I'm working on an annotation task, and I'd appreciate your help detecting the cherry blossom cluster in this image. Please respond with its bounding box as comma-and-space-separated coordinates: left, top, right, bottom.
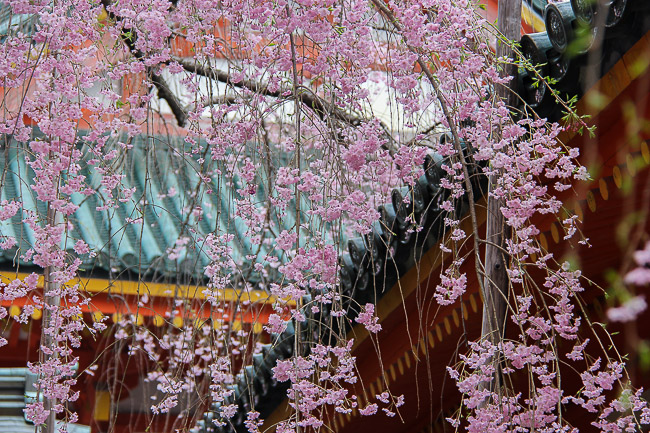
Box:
0, 0, 647, 431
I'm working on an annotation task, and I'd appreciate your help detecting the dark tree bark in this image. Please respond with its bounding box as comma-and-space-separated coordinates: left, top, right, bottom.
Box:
480, 0, 521, 393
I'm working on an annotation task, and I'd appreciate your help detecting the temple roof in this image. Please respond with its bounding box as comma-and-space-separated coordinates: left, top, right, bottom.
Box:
0, 2, 36, 40
0, 132, 323, 288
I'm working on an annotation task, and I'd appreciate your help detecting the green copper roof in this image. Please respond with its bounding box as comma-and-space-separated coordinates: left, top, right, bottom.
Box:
0, 132, 329, 288
0, 3, 37, 40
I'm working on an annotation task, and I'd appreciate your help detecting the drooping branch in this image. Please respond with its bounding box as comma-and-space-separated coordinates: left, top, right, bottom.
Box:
370, 0, 521, 391
369, 0, 486, 296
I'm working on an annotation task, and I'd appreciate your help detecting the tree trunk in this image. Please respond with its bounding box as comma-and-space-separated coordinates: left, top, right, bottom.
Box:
40, 204, 61, 433
480, 0, 521, 393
